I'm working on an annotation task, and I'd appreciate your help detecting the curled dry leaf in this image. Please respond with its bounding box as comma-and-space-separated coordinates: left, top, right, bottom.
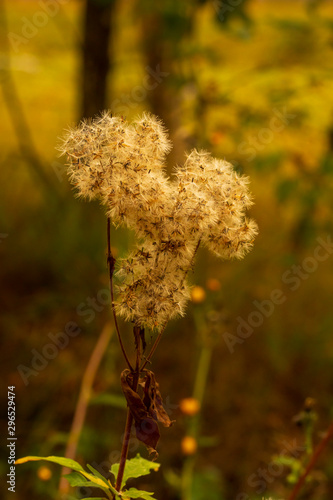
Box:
142, 370, 174, 428
120, 369, 174, 456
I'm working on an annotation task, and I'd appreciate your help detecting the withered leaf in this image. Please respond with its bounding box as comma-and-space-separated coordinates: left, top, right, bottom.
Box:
143, 371, 174, 428
120, 370, 160, 454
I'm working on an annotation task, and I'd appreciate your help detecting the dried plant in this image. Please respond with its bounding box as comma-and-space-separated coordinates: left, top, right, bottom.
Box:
60, 112, 258, 330
16, 112, 257, 500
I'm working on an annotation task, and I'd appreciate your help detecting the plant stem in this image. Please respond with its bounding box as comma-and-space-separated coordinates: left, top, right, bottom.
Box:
287, 420, 333, 500
112, 232, 203, 494
181, 313, 213, 500
115, 328, 142, 494
140, 322, 167, 371
114, 390, 137, 493
193, 345, 212, 404
181, 456, 196, 500
107, 218, 133, 372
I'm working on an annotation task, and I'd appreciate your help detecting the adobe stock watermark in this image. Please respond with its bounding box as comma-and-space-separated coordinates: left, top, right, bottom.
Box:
110, 65, 169, 116
235, 439, 305, 499
8, 0, 70, 53
224, 235, 333, 353
17, 288, 112, 385
238, 108, 296, 162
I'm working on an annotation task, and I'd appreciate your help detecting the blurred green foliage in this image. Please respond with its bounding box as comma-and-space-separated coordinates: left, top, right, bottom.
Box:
1, 0, 333, 499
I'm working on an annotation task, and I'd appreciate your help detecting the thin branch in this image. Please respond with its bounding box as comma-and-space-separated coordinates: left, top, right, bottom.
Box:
288, 420, 333, 500
140, 322, 167, 371
191, 238, 202, 269
114, 406, 135, 495
114, 328, 142, 494
107, 218, 133, 372
58, 322, 113, 495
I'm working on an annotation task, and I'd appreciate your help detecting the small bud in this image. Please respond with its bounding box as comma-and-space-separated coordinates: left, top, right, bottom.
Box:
37, 466, 52, 481
206, 278, 221, 291
179, 397, 201, 416
304, 397, 316, 412
181, 436, 198, 455
191, 286, 206, 303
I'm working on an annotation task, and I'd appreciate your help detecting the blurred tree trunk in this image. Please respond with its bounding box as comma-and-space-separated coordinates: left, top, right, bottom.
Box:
140, 7, 195, 168
81, 0, 115, 120
141, 14, 168, 130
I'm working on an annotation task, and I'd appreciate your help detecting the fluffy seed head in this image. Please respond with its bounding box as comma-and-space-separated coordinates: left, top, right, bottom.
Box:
59, 112, 258, 330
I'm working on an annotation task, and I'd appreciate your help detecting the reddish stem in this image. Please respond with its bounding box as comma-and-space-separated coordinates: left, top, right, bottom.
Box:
288, 421, 333, 500
140, 323, 166, 371
114, 373, 139, 493
115, 327, 142, 494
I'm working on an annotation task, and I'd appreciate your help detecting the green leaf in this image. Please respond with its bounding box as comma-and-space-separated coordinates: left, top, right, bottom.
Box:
15, 456, 113, 499
15, 455, 85, 472
63, 471, 112, 497
64, 471, 104, 489
110, 454, 160, 489
74, 471, 111, 495
122, 488, 156, 499
86, 464, 111, 487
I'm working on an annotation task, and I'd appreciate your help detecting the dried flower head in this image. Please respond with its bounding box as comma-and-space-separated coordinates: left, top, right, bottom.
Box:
59, 112, 258, 330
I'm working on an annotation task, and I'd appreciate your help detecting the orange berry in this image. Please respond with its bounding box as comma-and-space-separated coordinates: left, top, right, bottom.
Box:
37, 466, 52, 481
181, 436, 197, 455
191, 286, 206, 303
206, 278, 221, 291
179, 397, 201, 416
